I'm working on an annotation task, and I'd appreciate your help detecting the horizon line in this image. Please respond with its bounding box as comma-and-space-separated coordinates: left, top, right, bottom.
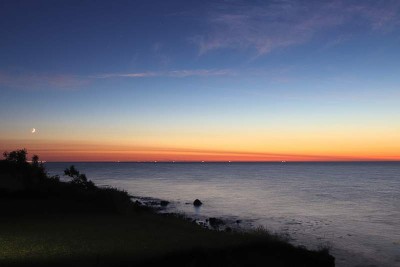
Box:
43, 160, 400, 163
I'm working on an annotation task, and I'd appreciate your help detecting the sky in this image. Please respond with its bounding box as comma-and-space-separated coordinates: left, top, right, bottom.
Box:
0, 0, 400, 162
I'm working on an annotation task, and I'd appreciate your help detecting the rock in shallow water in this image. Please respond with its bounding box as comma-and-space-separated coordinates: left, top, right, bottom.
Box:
193, 199, 202, 207
160, 200, 169, 207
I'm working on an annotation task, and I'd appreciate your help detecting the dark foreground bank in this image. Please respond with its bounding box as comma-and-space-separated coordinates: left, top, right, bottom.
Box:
0, 149, 334, 267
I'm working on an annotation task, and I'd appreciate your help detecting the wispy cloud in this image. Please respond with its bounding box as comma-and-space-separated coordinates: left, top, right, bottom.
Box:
195, 0, 400, 55
0, 69, 233, 90
0, 70, 89, 90
95, 69, 233, 79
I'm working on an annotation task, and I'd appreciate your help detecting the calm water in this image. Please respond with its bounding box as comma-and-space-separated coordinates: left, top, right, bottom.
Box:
46, 162, 400, 267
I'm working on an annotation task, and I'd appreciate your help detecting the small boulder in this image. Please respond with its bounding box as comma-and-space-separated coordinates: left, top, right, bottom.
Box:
160, 200, 169, 207
193, 199, 202, 207
209, 217, 224, 228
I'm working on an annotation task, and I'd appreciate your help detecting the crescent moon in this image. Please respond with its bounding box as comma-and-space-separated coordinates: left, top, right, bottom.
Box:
31, 128, 36, 133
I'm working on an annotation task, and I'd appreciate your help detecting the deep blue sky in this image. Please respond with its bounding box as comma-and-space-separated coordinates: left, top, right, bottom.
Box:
1, 0, 400, 161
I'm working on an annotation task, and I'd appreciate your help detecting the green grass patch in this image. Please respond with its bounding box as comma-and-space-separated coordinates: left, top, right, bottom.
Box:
0, 208, 334, 266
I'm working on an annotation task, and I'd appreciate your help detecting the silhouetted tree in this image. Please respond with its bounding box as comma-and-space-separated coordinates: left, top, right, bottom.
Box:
64, 165, 95, 190
3, 149, 27, 164
32, 154, 40, 167
30, 154, 46, 179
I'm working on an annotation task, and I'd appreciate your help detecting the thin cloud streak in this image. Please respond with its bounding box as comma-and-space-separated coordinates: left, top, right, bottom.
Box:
95, 69, 233, 79
0, 69, 233, 89
196, 0, 400, 55
0, 71, 89, 90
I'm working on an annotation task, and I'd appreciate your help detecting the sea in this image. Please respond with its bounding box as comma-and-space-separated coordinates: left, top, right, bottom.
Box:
45, 162, 400, 267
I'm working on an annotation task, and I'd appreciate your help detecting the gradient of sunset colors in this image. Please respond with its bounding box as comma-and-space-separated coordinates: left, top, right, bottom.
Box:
1, 0, 400, 161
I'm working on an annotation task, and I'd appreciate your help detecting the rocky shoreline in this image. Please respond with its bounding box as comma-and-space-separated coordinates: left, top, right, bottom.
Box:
130, 195, 258, 232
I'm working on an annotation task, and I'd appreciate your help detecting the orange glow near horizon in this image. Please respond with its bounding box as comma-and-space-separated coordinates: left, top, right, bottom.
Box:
1, 138, 399, 162
1, 107, 399, 162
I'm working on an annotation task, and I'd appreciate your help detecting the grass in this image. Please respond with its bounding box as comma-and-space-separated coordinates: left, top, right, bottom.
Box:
0, 198, 334, 267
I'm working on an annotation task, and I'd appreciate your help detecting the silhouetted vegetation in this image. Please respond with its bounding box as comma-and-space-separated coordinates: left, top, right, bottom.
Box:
0, 149, 335, 267
0, 149, 137, 214
3, 148, 29, 164
64, 165, 96, 190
